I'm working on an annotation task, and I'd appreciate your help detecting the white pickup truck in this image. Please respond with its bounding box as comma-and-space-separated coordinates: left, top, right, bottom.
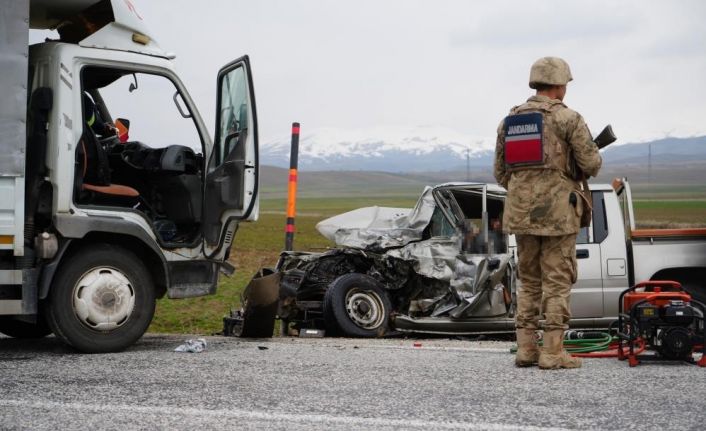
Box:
238, 179, 706, 337
0, 0, 259, 352
571, 178, 706, 324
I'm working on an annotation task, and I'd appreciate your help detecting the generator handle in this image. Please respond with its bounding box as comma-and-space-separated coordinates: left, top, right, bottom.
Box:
635, 280, 683, 292
644, 292, 691, 303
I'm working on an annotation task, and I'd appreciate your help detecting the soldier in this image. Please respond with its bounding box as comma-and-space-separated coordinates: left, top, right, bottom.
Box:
494, 57, 602, 369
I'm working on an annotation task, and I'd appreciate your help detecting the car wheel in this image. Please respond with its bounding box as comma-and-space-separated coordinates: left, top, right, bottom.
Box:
0, 314, 52, 338
45, 244, 155, 353
323, 273, 391, 337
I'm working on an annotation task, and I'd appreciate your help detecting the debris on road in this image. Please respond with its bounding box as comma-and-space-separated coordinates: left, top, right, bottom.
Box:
174, 338, 207, 353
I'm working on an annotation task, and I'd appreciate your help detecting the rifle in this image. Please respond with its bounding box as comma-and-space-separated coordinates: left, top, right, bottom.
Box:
594, 124, 617, 149
571, 124, 617, 179
574, 124, 617, 228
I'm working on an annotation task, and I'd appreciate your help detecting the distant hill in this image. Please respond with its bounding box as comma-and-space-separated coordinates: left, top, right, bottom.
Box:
259, 165, 432, 198
259, 160, 706, 200
261, 126, 706, 174
600, 136, 706, 165
258, 131, 706, 199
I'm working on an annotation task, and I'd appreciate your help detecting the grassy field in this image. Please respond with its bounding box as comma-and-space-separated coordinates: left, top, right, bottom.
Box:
633, 199, 706, 227
149, 192, 706, 335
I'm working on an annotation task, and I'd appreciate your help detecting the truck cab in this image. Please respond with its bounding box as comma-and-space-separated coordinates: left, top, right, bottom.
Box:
0, 0, 259, 352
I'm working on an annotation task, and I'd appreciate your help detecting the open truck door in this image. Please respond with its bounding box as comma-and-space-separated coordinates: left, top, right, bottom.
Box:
203, 56, 259, 252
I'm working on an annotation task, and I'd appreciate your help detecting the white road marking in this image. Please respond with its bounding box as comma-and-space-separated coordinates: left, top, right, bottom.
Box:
374, 344, 510, 353
1, 399, 569, 431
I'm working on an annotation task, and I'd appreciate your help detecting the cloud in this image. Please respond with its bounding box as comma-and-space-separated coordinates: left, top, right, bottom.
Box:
449, 2, 636, 49
31, 0, 706, 148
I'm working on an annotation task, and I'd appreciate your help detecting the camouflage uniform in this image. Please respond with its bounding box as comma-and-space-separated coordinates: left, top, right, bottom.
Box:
495, 67, 602, 368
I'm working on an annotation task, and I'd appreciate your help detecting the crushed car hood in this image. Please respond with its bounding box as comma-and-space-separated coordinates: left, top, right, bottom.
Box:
316, 186, 436, 250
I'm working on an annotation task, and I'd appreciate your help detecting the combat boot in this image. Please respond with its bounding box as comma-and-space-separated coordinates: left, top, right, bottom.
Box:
515, 328, 539, 367
538, 329, 582, 369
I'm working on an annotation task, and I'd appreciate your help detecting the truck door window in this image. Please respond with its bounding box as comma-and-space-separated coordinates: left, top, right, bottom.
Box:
576, 227, 590, 244
215, 65, 248, 167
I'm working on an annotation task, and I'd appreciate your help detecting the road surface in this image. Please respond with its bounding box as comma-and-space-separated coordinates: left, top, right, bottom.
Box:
1, 334, 704, 430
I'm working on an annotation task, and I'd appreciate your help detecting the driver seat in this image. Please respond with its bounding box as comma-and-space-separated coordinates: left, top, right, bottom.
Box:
78, 92, 139, 200
78, 132, 139, 199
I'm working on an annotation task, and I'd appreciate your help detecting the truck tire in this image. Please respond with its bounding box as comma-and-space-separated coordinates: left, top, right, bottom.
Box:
323, 273, 391, 338
45, 244, 155, 353
0, 315, 52, 339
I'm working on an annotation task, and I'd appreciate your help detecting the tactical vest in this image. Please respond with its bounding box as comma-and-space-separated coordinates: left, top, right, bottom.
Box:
503, 100, 570, 175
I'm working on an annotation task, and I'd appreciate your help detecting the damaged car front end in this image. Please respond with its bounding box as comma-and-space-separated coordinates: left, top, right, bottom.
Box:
234, 183, 518, 337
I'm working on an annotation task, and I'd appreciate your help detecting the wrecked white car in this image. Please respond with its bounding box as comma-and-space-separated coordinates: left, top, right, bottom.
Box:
233, 183, 520, 337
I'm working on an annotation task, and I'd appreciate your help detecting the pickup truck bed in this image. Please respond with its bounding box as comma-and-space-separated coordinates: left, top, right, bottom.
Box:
630, 228, 706, 303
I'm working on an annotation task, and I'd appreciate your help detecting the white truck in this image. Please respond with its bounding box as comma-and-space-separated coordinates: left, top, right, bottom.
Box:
0, 0, 259, 352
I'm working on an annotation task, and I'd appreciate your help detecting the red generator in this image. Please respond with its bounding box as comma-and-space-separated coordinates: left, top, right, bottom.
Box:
617, 280, 706, 367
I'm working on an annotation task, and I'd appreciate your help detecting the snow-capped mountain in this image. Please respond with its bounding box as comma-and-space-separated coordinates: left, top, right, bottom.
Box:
261, 126, 496, 172
260, 126, 706, 172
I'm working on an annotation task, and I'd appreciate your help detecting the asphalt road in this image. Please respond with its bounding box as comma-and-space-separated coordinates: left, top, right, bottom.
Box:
1, 334, 704, 430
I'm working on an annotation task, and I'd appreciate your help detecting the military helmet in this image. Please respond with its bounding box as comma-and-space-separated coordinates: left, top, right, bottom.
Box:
529, 57, 573, 89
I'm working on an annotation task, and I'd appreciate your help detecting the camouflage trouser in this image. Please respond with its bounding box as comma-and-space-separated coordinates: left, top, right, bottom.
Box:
515, 233, 577, 331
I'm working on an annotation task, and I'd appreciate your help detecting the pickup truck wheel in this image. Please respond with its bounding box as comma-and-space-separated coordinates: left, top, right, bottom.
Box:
323, 273, 391, 338
45, 244, 155, 353
0, 315, 52, 338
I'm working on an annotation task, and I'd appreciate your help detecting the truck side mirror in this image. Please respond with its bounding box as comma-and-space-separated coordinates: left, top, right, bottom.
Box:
128, 73, 138, 93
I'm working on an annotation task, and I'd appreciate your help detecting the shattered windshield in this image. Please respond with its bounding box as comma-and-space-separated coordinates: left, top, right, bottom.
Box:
428, 207, 455, 237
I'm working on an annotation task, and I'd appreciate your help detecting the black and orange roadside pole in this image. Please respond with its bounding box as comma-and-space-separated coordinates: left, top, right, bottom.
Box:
284, 122, 300, 251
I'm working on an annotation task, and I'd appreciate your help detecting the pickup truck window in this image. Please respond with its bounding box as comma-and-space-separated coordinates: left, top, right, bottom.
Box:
576, 191, 608, 244
617, 187, 632, 235
592, 191, 608, 243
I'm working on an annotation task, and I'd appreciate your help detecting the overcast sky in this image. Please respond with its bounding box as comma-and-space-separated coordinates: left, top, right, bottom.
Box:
37, 0, 706, 149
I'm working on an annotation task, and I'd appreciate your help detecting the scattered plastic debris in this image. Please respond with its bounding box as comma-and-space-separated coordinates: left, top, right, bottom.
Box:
174, 338, 207, 353
257, 346, 269, 350
413, 342, 422, 348
299, 328, 325, 338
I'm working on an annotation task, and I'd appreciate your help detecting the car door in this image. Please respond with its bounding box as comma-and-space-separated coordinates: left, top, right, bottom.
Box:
202, 56, 259, 250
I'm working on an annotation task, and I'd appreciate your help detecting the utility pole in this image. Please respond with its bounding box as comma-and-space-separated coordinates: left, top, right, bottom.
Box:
466, 147, 470, 182
647, 143, 652, 195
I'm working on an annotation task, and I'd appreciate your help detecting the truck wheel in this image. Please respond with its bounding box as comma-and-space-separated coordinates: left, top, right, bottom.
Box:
45, 244, 155, 353
323, 273, 391, 338
0, 315, 52, 339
